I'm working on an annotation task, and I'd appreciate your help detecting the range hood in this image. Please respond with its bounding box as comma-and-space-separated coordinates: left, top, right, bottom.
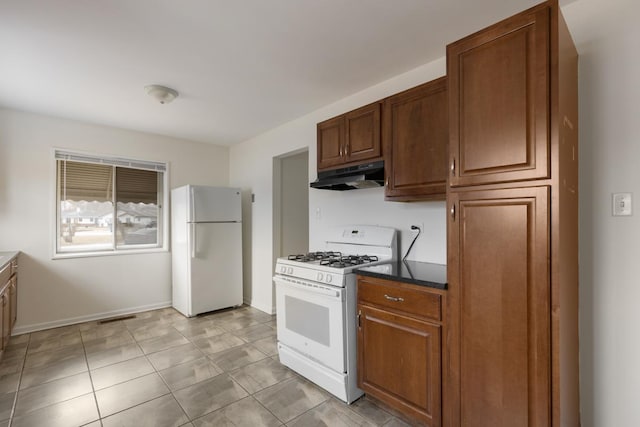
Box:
310, 161, 384, 191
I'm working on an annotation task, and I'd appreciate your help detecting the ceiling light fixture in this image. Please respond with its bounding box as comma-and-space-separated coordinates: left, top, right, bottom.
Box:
144, 84, 179, 104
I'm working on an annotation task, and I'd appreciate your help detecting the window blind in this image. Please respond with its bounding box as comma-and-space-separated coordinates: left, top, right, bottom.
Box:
116, 167, 159, 204
55, 150, 166, 204
57, 160, 113, 202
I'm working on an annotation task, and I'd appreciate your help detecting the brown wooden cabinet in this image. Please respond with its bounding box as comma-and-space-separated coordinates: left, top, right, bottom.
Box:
447, 187, 550, 426
448, 4, 550, 187
317, 102, 382, 171
317, 115, 345, 171
1, 292, 9, 349
445, 1, 579, 426
0, 255, 18, 355
357, 276, 445, 426
10, 276, 17, 330
384, 77, 448, 201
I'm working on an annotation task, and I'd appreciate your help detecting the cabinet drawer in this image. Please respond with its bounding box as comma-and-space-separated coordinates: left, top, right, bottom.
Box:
358, 277, 441, 322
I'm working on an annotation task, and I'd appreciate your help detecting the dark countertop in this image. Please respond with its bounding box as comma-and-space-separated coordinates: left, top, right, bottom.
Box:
0, 251, 19, 270
355, 260, 447, 290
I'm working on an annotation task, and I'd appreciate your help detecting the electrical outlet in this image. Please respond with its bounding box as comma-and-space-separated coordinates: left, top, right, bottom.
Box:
613, 193, 632, 216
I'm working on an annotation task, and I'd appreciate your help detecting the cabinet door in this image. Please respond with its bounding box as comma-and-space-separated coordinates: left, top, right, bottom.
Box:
384, 78, 447, 201
358, 304, 441, 426
1, 292, 9, 350
446, 186, 550, 427
344, 102, 382, 164
317, 115, 345, 171
9, 277, 16, 329
448, 5, 550, 187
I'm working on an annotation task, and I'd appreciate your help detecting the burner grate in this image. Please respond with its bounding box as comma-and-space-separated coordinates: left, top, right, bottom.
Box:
288, 251, 343, 262
319, 254, 379, 268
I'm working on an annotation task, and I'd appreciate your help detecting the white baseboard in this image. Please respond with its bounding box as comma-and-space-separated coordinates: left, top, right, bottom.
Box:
12, 301, 172, 335
244, 298, 275, 315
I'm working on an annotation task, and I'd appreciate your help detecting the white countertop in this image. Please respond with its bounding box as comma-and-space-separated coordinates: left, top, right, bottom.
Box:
0, 251, 19, 270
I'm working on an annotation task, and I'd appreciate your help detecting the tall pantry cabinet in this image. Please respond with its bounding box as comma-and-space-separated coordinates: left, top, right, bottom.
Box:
445, 1, 579, 426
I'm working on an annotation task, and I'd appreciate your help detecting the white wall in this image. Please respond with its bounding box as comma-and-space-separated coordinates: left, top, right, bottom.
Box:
229, 57, 447, 314
0, 108, 229, 333
563, 0, 640, 425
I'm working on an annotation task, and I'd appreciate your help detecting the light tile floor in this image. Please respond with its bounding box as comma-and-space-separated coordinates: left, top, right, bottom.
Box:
0, 306, 414, 427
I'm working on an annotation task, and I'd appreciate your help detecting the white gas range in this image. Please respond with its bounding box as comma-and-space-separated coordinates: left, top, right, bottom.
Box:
273, 225, 397, 403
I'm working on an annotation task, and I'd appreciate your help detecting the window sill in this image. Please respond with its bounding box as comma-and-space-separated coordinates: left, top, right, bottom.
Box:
52, 246, 168, 260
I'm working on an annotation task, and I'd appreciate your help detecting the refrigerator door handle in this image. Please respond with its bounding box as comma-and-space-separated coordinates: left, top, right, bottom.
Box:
190, 224, 197, 259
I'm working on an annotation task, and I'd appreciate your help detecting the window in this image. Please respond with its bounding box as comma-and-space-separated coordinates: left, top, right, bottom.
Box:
55, 150, 167, 257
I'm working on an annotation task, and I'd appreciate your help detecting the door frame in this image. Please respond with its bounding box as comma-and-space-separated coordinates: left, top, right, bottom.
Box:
272, 148, 309, 309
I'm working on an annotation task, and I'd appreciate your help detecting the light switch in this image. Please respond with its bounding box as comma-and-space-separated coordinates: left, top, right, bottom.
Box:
613, 193, 632, 216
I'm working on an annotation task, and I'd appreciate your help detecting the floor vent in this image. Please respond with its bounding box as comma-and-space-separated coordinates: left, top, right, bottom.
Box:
98, 314, 137, 324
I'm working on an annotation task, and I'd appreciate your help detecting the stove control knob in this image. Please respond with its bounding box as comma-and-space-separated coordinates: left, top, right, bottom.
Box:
287, 267, 293, 275
317, 273, 324, 282
326, 274, 333, 284
280, 266, 286, 273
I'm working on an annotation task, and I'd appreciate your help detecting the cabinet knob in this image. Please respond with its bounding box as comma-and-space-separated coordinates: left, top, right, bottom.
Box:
450, 204, 456, 220
450, 158, 456, 176
384, 294, 404, 302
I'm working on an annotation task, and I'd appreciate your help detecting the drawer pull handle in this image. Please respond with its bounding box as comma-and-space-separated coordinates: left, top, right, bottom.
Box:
384, 294, 404, 302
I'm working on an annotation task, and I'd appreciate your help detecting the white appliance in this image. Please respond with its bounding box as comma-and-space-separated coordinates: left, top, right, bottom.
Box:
274, 225, 397, 403
171, 185, 243, 317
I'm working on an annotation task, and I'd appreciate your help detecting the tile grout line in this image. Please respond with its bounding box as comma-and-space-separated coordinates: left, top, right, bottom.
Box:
82, 316, 188, 423
163, 312, 261, 424
156, 310, 284, 425
218, 313, 291, 425
141, 320, 196, 424
79, 324, 105, 426
6, 333, 32, 427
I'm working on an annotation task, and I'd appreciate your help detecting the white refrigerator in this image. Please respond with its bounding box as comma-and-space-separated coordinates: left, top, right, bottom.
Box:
171, 185, 243, 317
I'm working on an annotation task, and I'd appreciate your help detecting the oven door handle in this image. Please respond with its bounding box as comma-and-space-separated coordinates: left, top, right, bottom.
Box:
274, 275, 343, 299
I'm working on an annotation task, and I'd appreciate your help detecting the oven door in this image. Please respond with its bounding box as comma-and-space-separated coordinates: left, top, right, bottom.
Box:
274, 275, 346, 373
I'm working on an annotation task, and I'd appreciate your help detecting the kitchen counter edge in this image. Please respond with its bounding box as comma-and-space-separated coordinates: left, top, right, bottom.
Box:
355, 260, 447, 290
0, 252, 20, 270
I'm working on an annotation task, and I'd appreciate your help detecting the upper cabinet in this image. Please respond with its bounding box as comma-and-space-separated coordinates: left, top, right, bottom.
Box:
317, 102, 382, 171
384, 77, 448, 201
448, 6, 550, 187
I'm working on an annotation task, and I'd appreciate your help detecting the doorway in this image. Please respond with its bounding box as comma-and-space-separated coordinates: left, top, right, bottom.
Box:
272, 149, 309, 308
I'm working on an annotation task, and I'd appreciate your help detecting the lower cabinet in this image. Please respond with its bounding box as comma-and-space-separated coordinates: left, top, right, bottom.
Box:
357, 276, 445, 426
446, 187, 550, 426
0, 256, 18, 354
1, 291, 10, 349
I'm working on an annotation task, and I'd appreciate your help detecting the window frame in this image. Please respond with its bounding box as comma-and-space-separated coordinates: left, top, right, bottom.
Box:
51, 148, 170, 259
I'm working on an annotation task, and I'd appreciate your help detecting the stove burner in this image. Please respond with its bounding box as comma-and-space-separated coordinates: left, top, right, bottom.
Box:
319, 255, 379, 268
288, 251, 342, 262
287, 252, 380, 268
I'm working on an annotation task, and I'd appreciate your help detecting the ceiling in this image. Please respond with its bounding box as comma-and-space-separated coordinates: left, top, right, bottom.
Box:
0, 0, 577, 146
